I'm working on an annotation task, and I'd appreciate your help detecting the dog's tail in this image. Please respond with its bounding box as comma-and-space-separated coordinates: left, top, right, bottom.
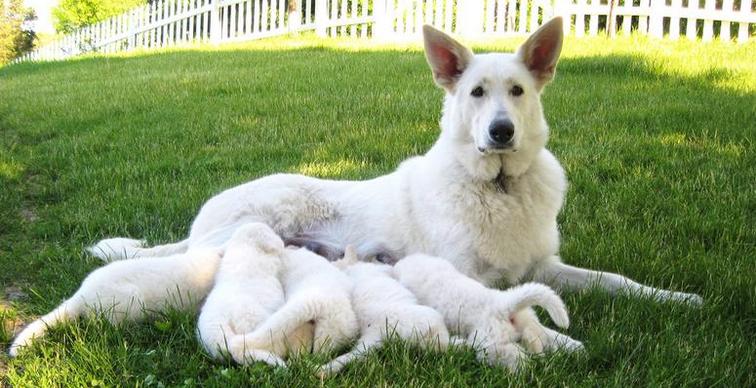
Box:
9, 298, 83, 357
86, 237, 190, 262
496, 282, 569, 328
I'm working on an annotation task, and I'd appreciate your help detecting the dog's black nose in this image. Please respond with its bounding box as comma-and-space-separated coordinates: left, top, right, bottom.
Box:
489, 119, 515, 146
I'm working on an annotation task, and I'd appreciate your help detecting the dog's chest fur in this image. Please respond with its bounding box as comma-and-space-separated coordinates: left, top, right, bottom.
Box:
409, 149, 566, 285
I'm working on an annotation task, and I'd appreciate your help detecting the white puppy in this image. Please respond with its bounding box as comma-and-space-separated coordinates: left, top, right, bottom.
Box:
320, 248, 450, 375
229, 245, 358, 359
394, 254, 582, 371
196, 222, 310, 366
9, 248, 221, 357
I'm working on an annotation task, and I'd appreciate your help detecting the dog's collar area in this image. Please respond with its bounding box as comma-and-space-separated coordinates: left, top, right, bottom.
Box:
494, 169, 511, 194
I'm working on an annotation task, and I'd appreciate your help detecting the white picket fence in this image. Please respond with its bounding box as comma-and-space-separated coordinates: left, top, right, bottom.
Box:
558, 0, 755, 43
15, 0, 756, 63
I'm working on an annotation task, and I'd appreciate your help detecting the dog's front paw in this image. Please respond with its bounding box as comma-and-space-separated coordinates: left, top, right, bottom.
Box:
676, 292, 704, 307
659, 290, 703, 307
86, 238, 145, 262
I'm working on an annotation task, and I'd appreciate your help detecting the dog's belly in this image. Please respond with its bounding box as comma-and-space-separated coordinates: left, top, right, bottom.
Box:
188, 174, 347, 245
187, 173, 405, 253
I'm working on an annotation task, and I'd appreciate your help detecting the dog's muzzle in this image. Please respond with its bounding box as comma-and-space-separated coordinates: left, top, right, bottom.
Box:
479, 118, 515, 152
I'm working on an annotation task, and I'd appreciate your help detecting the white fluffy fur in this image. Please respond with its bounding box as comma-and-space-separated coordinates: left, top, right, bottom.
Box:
9, 249, 221, 357
89, 17, 701, 317
196, 223, 309, 366
229, 246, 358, 358
320, 248, 450, 375
394, 254, 582, 371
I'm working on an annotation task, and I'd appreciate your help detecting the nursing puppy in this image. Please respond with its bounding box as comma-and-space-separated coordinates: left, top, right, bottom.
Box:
320, 247, 449, 375
394, 254, 582, 371
9, 249, 221, 357
230, 245, 358, 359
197, 222, 310, 366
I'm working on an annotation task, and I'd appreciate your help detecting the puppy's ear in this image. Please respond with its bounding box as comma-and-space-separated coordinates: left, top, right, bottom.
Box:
517, 17, 564, 90
423, 24, 474, 92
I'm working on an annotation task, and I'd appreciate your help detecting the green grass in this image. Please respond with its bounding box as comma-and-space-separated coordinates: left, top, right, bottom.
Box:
1, 33, 755, 386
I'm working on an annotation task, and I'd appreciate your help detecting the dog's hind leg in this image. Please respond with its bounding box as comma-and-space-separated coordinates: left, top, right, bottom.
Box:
87, 238, 190, 262
531, 256, 703, 306
319, 334, 382, 376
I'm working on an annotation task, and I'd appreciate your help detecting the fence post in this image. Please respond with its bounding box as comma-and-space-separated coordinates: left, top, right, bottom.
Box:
648, 0, 664, 38
289, 0, 302, 34
210, 0, 222, 44
458, 0, 483, 37
315, 0, 327, 36
737, 0, 753, 43
373, 0, 385, 37
554, 0, 571, 35
128, 9, 137, 50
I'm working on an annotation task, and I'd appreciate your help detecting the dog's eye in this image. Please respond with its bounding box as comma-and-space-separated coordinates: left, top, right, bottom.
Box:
510, 85, 524, 97
471, 86, 485, 97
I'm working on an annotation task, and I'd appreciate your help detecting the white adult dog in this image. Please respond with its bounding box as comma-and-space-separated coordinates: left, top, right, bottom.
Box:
89, 17, 701, 305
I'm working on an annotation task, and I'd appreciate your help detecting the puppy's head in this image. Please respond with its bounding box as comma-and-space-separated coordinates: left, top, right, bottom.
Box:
423, 18, 563, 162
229, 222, 285, 255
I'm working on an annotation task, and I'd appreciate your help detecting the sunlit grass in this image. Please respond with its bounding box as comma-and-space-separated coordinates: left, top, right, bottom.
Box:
1, 33, 754, 386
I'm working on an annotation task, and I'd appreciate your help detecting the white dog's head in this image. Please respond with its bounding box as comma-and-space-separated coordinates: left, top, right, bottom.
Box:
423, 18, 563, 178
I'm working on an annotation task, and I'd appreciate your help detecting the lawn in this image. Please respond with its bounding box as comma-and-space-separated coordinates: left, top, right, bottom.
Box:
0, 33, 754, 386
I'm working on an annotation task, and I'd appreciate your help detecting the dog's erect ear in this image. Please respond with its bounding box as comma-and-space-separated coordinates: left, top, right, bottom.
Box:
423, 25, 474, 92
517, 17, 564, 90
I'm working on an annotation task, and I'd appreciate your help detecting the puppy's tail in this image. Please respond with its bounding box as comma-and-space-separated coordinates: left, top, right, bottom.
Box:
319, 335, 382, 376
231, 291, 356, 356
87, 238, 190, 262
9, 298, 82, 357
497, 282, 569, 328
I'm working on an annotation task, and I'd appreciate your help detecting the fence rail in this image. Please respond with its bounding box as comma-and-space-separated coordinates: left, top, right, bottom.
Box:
15, 0, 756, 63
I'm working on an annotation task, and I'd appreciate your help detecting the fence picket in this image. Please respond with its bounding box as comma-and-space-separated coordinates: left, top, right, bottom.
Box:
638, 0, 649, 33
685, 0, 697, 40
720, 0, 732, 41
588, 0, 598, 36
738, 0, 752, 42
669, 0, 681, 39
702, 0, 715, 41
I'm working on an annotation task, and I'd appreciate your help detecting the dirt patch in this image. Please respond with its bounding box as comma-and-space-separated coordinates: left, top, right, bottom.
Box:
20, 208, 38, 223
4, 287, 27, 303
1, 302, 25, 338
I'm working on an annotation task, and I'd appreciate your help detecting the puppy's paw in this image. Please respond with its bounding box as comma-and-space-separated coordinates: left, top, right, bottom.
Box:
243, 349, 286, 367
86, 238, 145, 262
479, 343, 526, 373
552, 334, 584, 353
